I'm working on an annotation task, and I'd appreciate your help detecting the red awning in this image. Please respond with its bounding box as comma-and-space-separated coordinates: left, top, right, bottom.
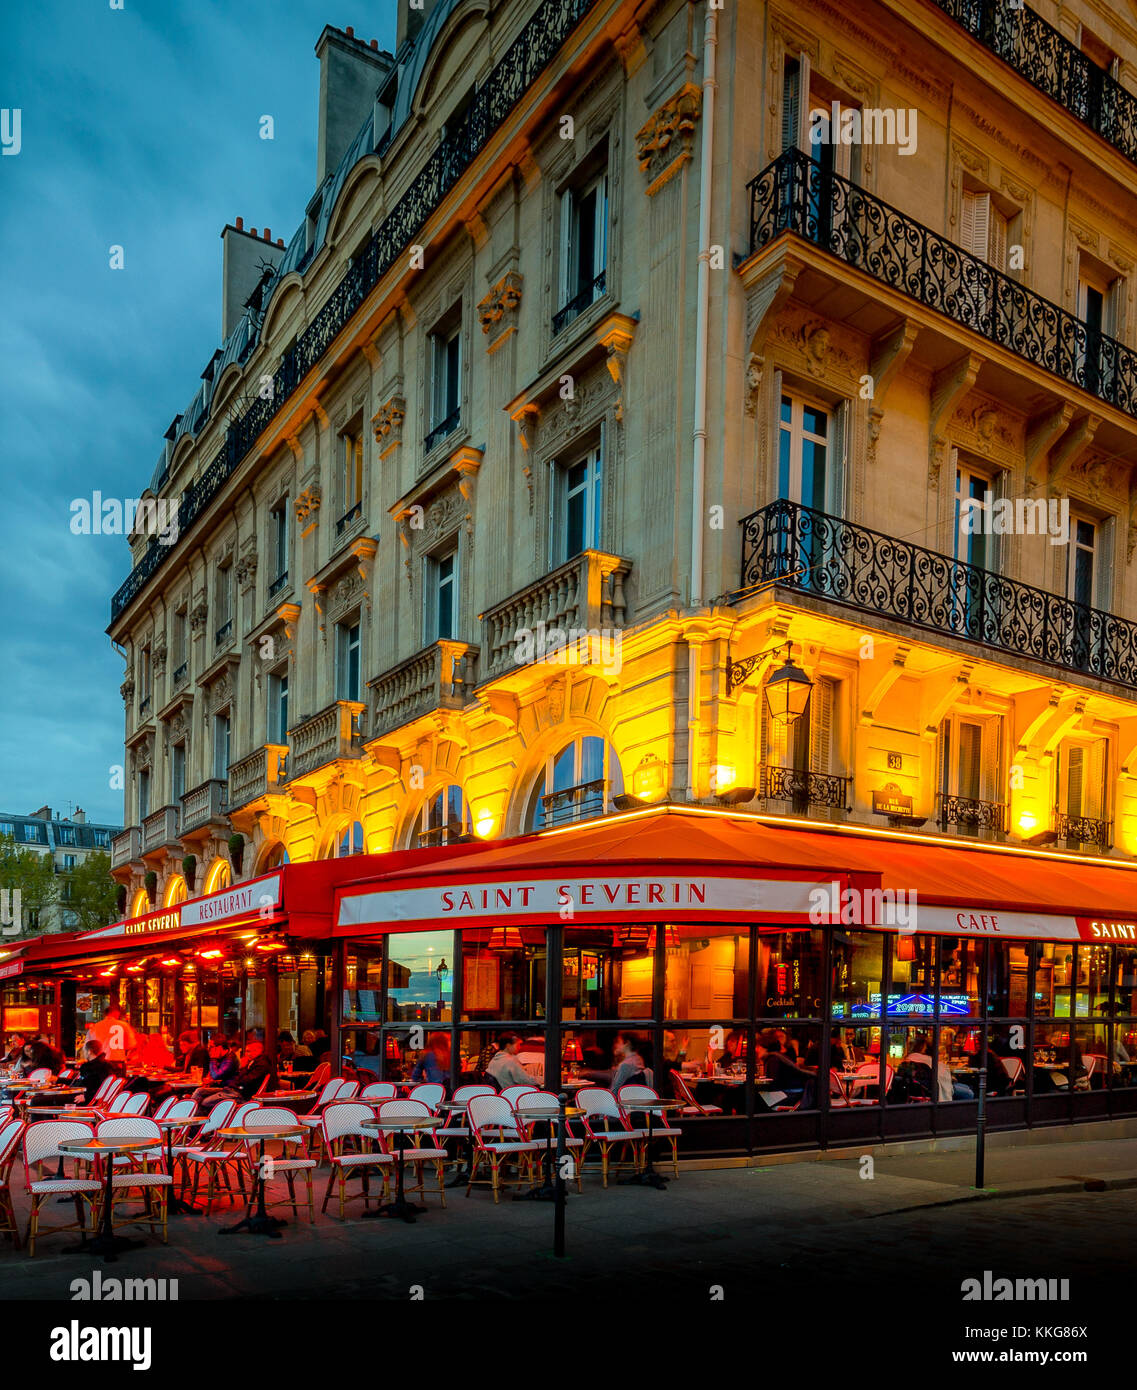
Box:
334, 806, 1137, 943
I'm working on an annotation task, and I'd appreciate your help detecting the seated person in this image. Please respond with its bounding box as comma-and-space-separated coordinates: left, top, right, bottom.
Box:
175, 1029, 209, 1073
2, 1032, 27, 1066
485, 1032, 536, 1089
610, 1032, 650, 1092
191, 1039, 273, 1109
78, 1039, 114, 1103
16, 1038, 63, 1077
32, 1034, 65, 1074
754, 1030, 816, 1110
804, 1032, 848, 1069
410, 1032, 451, 1085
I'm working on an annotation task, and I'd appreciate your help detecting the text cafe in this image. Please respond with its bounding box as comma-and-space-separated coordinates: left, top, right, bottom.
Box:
10, 864, 345, 1058
328, 804, 1137, 1157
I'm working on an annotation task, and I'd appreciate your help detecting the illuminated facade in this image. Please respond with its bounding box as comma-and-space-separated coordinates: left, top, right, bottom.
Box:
107, 0, 1137, 912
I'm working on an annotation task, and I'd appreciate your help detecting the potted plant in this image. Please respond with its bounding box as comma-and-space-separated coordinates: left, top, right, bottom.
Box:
181, 854, 197, 892
144, 869, 157, 902
115, 884, 127, 918
227, 832, 244, 875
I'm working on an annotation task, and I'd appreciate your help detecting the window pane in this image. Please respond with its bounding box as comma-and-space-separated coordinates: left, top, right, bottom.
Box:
663, 924, 748, 1021
1076, 943, 1111, 1019
385, 931, 453, 1023
755, 1025, 819, 1112
460, 929, 538, 1023
939, 1024, 982, 1098
986, 941, 1031, 1016
830, 930, 885, 1017
1074, 1022, 1110, 1091
1035, 943, 1074, 1017
934, 936, 982, 1017
756, 930, 825, 1018
1030, 1023, 1072, 1093
1115, 947, 1137, 1016
886, 933, 939, 1017
563, 928, 638, 1020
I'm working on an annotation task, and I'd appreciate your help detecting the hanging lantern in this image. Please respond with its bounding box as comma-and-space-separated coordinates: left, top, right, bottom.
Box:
616, 923, 650, 947
648, 926, 680, 949
764, 643, 813, 728
488, 926, 524, 951
385, 1035, 401, 1060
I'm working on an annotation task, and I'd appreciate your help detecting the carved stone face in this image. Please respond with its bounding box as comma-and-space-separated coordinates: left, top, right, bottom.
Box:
977, 410, 997, 440
805, 327, 831, 364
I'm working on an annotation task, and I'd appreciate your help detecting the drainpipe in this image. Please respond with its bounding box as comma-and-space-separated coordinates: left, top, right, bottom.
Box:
689, 0, 718, 609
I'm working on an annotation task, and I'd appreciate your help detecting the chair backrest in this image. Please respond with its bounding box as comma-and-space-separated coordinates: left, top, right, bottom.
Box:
157, 1097, 197, 1124
575, 1087, 623, 1120
0, 1117, 25, 1172
27, 1068, 53, 1083
152, 1095, 179, 1121
312, 1079, 342, 1108
242, 1106, 304, 1151
452, 1084, 496, 1105
253, 1072, 272, 1097
1084, 1054, 1108, 1078
670, 1071, 699, 1107
117, 1092, 150, 1116
97, 1116, 161, 1143
334, 1079, 360, 1100
320, 1100, 376, 1146
408, 1082, 444, 1111
230, 1101, 258, 1129
378, 1098, 432, 1122
499, 1084, 538, 1107
199, 1098, 237, 1139
360, 1082, 397, 1100
24, 1119, 94, 1171
94, 1076, 125, 1108
856, 1062, 879, 1075
617, 1083, 661, 1109
467, 1094, 523, 1141
512, 1090, 560, 1120
1002, 1055, 1025, 1083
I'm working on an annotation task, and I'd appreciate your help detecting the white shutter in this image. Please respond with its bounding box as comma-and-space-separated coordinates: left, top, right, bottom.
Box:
560, 190, 574, 302
809, 677, 833, 773
1085, 740, 1106, 821
1096, 517, 1113, 610
548, 457, 560, 567
960, 190, 991, 258
989, 209, 1007, 272
1066, 745, 1084, 818
826, 400, 848, 517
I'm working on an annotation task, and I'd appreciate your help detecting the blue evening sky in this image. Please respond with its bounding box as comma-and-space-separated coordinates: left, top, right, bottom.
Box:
0, 1, 398, 826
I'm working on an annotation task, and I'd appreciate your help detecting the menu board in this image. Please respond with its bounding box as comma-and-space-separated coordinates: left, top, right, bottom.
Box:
464, 954, 500, 1012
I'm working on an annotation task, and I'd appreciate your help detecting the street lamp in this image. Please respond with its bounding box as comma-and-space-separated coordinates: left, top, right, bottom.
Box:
763, 642, 813, 728
435, 957, 448, 1010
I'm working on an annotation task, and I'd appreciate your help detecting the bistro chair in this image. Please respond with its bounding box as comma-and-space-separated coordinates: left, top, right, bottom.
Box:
109, 1092, 151, 1117
828, 1070, 851, 1108
0, 1117, 25, 1248
335, 1079, 361, 1100
670, 1070, 722, 1116
320, 1100, 393, 1220
377, 1099, 448, 1207
407, 1082, 445, 1112
297, 1079, 356, 1158
513, 1090, 585, 1192
574, 1088, 646, 1188
499, 1084, 539, 1108
846, 1063, 894, 1105
96, 1117, 171, 1243
360, 1082, 397, 1102
21, 1119, 101, 1256
90, 1075, 124, 1111
26, 1068, 54, 1084
1001, 1056, 1026, 1091
618, 1083, 682, 1178
237, 1105, 317, 1222
282, 1061, 330, 1100
465, 1094, 540, 1203
182, 1100, 257, 1215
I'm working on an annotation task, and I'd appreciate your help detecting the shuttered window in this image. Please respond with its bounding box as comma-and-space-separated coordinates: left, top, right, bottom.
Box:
762, 676, 834, 772
960, 189, 1008, 271
1062, 740, 1107, 820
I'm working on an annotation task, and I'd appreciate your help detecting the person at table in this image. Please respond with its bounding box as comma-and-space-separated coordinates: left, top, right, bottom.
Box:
754, 1030, 816, 1111
804, 1032, 847, 1069
77, 1039, 114, 1103
174, 1029, 209, 1073
2, 1032, 27, 1066
472, 1037, 499, 1082
15, 1037, 62, 1077
774, 1028, 798, 1063
411, 1031, 451, 1085
610, 1032, 650, 1091
307, 1029, 332, 1062
32, 1034, 66, 1074
192, 1038, 273, 1109
485, 1032, 535, 1089
86, 1005, 139, 1074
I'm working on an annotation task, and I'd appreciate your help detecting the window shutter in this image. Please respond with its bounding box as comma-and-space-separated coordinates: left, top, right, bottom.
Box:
548, 457, 560, 568
989, 209, 1008, 273
560, 191, 574, 303
1096, 517, 1114, 610
960, 190, 991, 259
1085, 740, 1106, 820
782, 61, 801, 153
958, 721, 982, 801
809, 677, 833, 773
796, 55, 812, 155
1066, 745, 1084, 818
826, 400, 848, 517
939, 720, 952, 797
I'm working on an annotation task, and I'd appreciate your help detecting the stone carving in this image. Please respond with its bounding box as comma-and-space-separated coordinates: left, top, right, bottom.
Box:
328, 569, 364, 622
151, 635, 167, 676
635, 83, 701, 194
477, 273, 523, 340
371, 396, 406, 452
770, 311, 860, 381
210, 671, 234, 713
188, 600, 208, 636
744, 354, 763, 417
236, 551, 258, 591
120, 676, 135, 705
294, 485, 322, 524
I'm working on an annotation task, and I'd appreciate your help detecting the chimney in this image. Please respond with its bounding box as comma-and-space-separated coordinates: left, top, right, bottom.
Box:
73, 809, 86, 824
220, 220, 287, 340
315, 25, 394, 184
30, 806, 51, 821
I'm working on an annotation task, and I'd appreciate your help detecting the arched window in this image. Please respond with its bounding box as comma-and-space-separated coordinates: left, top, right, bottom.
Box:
528, 736, 623, 830
203, 858, 231, 894
323, 821, 364, 859
129, 887, 150, 918
163, 875, 187, 907
259, 842, 290, 871
414, 785, 468, 847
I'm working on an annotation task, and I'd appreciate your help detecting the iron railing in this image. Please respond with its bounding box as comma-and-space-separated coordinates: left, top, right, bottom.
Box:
268, 572, 289, 597
110, 0, 601, 624
552, 269, 607, 335
540, 778, 607, 828
739, 498, 1137, 689
937, 793, 1007, 835
1056, 810, 1112, 850
335, 502, 363, 536
761, 764, 851, 811
747, 148, 1137, 418
424, 409, 461, 454
931, 0, 1137, 165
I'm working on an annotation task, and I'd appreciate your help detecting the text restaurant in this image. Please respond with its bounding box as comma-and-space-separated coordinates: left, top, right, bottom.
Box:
331, 805, 1137, 1156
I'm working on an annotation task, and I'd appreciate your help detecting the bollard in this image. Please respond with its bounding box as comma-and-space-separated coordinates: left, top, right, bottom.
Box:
974, 1065, 987, 1189
554, 1091, 567, 1258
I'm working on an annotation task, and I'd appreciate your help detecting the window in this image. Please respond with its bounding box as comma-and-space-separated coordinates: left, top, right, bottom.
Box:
171, 743, 186, 803
1067, 515, 1097, 608
172, 609, 187, 671
428, 317, 461, 443
92, 828, 110, 847
212, 713, 230, 782
556, 169, 608, 332
777, 392, 845, 515
270, 501, 289, 590
1063, 514, 1109, 671
554, 446, 603, 564
761, 674, 839, 812
0, 822, 12, 838
1056, 738, 1110, 848
425, 548, 457, 643
416, 785, 468, 847
57, 825, 76, 846
139, 645, 152, 705
215, 564, 233, 645
530, 736, 624, 830
336, 620, 361, 702
782, 55, 809, 153
269, 669, 289, 744
138, 769, 150, 821
959, 189, 1009, 271
334, 821, 364, 858
939, 714, 1004, 834
338, 427, 363, 527
1077, 258, 1120, 395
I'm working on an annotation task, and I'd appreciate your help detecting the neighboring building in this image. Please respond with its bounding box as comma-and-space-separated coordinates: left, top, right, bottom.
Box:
0, 806, 121, 932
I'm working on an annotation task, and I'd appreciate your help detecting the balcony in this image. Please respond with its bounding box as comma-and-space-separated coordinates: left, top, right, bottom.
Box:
541, 778, 608, 828
228, 744, 289, 811
288, 701, 366, 780
180, 778, 229, 836
141, 805, 180, 856
109, 0, 602, 625
1056, 811, 1112, 852
172, 661, 188, 689
335, 502, 362, 537
110, 827, 140, 870
552, 269, 607, 336
760, 764, 852, 814
937, 793, 1007, 837
268, 571, 289, 598
747, 149, 1137, 419
930, 0, 1137, 166
480, 550, 631, 684
369, 641, 479, 740
215, 619, 233, 648
739, 499, 1137, 690
424, 410, 460, 455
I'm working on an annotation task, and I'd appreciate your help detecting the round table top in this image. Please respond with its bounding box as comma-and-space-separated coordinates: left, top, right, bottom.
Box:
218, 1125, 305, 1139
361, 1115, 443, 1132
618, 1098, 682, 1111
58, 1136, 155, 1154
516, 1103, 584, 1118
154, 1115, 205, 1130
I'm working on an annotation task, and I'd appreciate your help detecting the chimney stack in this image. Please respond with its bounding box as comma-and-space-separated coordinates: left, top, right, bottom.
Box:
220, 219, 287, 340
315, 25, 394, 184
73, 808, 86, 824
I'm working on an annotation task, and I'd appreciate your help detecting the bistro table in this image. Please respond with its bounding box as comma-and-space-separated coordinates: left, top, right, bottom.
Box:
514, 1101, 583, 1201
154, 1114, 206, 1215
57, 1134, 156, 1261
217, 1123, 306, 1238
360, 1114, 444, 1223
617, 1098, 681, 1190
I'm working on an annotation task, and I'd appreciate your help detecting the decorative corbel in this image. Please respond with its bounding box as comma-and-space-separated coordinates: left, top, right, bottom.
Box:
866, 321, 918, 465
928, 352, 982, 489
1049, 414, 1101, 492
1025, 403, 1075, 493
740, 254, 805, 358
510, 403, 539, 513
597, 314, 637, 422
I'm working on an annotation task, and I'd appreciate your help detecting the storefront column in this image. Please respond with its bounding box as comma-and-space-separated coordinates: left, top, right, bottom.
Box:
449, 930, 463, 1093
545, 924, 563, 1094
265, 959, 279, 1060
329, 940, 344, 1078
818, 927, 834, 1145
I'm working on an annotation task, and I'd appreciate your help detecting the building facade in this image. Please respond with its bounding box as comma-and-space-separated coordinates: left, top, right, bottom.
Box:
95, 0, 1137, 1149
0, 806, 120, 932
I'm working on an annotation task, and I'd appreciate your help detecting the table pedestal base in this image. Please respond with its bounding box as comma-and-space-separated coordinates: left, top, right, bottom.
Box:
364, 1198, 427, 1223
220, 1212, 287, 1237
67, 1232, 145, 1261
619, 1170, 669, 1189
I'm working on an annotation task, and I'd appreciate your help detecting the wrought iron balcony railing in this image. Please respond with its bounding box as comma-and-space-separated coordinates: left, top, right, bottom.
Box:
417, 821, 468, 849
172, 661, 188, 687
109, 0, 601, 625
268, 571, 289, 597
739, 498, 1137, 690
760, 764, 851, 812
335, 502, 362, 536
215, 619, 233, 647
931, 0, 1137, 166
1055, 810, 1112, 851
552, 269, 607, 336
937, 793, 1007, 836
747, 149, 1137, 418
541, 778, 608, 829
424, 410, 461, 455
